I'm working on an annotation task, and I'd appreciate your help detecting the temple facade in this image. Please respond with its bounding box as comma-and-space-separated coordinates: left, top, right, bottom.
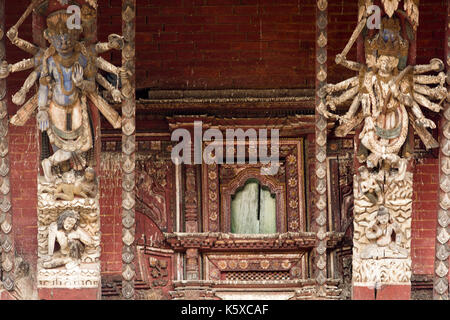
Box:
0, 0, 448, 300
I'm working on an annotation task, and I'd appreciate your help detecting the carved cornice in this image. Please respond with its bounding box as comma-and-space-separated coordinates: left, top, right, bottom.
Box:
163, 232, 344, 252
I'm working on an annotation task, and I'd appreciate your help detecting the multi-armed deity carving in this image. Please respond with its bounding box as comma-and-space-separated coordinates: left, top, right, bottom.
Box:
319, 0, 447, 286
0, 0, 128, 289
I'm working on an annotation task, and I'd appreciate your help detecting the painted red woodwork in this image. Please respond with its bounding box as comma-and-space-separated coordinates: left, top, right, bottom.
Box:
353, 285, 411, 300
38, 288, 101, 300
352, 286, 375, 300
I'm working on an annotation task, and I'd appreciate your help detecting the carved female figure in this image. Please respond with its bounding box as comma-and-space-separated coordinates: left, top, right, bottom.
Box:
43, 209, 93, 269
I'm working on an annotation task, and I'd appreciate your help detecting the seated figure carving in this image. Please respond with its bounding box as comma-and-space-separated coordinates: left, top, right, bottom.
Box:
361, 206, 408, 259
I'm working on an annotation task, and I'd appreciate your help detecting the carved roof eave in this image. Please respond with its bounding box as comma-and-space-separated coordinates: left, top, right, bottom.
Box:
163, 232, 344, 252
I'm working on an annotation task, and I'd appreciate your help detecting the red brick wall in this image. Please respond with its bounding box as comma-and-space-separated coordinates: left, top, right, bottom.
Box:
411, 158, 439, 275
6, 0, 38, 266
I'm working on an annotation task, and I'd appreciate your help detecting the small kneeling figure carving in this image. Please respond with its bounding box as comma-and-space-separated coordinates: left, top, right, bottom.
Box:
43, 209, 93, 269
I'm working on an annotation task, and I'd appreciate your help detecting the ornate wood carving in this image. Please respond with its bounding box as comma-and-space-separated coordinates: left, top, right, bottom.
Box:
434, 4, 450, 300
315, 0, 328, 297
202, 139, 305, 233
184, 165, 199, 233
0, 0, 14, 292
203, 163, 220, 232
121, 0, 136, 300
136, 151, 175, 233
320, 1, 447, 292
204, 253, 305, 281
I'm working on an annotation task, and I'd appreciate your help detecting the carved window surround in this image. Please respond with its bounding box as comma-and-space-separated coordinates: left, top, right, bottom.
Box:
202, 139, 306, 233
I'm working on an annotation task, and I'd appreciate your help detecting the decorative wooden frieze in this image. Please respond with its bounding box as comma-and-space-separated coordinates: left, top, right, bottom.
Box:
434, 5, 450, 300
0, 0, 14, 292
122, 0, 136, 300
315, 0, 328, 298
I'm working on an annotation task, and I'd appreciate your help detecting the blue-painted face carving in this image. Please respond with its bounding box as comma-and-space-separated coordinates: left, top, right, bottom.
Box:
382, 30, 396, 43
50, 33, 74, 56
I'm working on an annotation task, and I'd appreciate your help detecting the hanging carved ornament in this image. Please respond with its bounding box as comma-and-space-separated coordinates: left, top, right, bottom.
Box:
0, 197, 11, 212
317, 242, 327, 255
123, 192, 135, 210
122, 265, 135, 281
2, 254, 13, 272
2, 275, 14, 291
436, 245, 449, 261
316, 197, 326, 210
122, 118, 135, 136
0, 120, 8, 137
316, 166, 326, 179
317, 51, 327, 65
317, 0, 328, 12
317, 68, 327, 82
317, 256, 326, 270
316, 179, 326, 195
122, 102, 135, 118
437, 228, 450, 245
2, 237, 12, 252
0, 85, 5, 101
123, 156, 135, 174
440, 175, 450, 193
0, 218, 11, 234
438, 210, 449, 228
317, 15, 327, 29
316, 214, 326, 226
0, 100, 6, 114
0, 176, 10, 195
434, 278, 448, 295
441, 158, 450, 175
316, 271, 327, 285
443, 122, 450, 139
122, 250, 134, 264
122, 174, 135, 192
440, 192, 450, 210
122, 6, 135, 23
436, 261, 449, 278
317, 32, 327, 48
122, 137, 136, 155
317, 229, 326, 241
122, 214, 135, 229
0, 139, 8, 157
122, 282, 134, 299
316, 150, 326, 163
316, 130, 327, 147
122, 229, 134, 246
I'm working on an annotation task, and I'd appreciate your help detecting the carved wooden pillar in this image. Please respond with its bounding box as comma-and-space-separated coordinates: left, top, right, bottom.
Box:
315, 0, 328, 298
184, 164, 200, 280
434, 3, 450, 300
121, 0, 136, 300
184, 165, 199, 233
0, 0, 14, 292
